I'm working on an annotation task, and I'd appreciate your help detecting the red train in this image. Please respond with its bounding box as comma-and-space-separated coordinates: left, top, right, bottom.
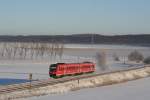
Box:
49, 62, 95, 78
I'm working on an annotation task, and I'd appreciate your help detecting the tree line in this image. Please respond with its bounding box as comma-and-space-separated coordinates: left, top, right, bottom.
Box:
0, 42, 64, 60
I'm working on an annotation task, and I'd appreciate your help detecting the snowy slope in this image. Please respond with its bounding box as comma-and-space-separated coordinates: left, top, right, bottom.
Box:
27, 77, 150, 100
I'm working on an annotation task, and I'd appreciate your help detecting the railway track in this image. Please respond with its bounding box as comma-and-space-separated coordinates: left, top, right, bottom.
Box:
0, 65, 148, 94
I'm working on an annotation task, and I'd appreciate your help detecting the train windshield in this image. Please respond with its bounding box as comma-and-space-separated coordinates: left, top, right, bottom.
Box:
50, 64, 57, 72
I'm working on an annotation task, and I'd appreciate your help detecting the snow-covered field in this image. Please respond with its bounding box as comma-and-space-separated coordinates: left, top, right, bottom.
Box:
64, 44, 150, 57
0, 62, 50, 80
27, 77, 150, 100
0, 44, 149, 84
0, 44, 150, 99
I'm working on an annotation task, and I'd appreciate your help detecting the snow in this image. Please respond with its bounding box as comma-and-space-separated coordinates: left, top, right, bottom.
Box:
64, 44, 150, 50
27, 77, 150, 100
0, 44, 149, 83
0, 62, 49, 80
0, 44, 150, 99
1, 67, 149, 100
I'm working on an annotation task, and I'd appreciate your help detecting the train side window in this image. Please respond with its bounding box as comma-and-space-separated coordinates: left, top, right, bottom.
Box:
66, 67, 68, 70
68, 66, 70, 70
63, 66, 65, 71
60, 66, 64, 71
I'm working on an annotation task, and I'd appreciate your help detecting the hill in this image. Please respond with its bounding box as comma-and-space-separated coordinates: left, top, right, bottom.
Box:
0, 34, 150, 46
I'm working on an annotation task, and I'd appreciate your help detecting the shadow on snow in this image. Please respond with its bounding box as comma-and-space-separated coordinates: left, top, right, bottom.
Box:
0, 78, 31, 85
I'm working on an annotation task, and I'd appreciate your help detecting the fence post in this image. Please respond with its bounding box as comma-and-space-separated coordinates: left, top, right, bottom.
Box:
29, 73, 32, 89
78, 79, 79, 84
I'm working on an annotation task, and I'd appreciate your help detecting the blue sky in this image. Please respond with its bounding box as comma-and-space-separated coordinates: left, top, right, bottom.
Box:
0, 0, 150, 35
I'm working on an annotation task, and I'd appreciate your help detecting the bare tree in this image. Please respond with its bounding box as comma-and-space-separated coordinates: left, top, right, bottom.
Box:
23, 47, 28, 59
12, 47, 18, 59
144, 56, 150, 64
0, 42, 6, 58
128, 50, 144, 62
0, 42, 64, 61
112, 53, 120, 61
58, 43, 64, 59
39, 43, 46, 59
30, 43, 35, 59
18, 47, 24, 59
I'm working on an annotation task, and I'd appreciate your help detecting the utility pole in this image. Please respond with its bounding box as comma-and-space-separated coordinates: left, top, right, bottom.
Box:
91, 33, 95, 63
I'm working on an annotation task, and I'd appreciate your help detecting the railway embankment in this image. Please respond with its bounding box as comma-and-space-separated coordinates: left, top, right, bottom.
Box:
1, 65, 150, 100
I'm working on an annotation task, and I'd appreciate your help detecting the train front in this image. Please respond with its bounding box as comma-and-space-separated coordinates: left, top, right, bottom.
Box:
49, 64, 57, 78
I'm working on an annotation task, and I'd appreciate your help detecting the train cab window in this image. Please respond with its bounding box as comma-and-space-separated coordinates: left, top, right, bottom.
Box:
50, 64, 57, 72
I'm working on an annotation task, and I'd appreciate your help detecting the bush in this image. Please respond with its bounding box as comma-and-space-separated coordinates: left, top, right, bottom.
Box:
128, 50, 144, 62
112, 53, 120, 61
144, 57, 150, 64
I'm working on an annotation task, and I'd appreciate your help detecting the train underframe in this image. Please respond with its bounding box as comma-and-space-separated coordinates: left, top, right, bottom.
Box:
50, 71, 94, 78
